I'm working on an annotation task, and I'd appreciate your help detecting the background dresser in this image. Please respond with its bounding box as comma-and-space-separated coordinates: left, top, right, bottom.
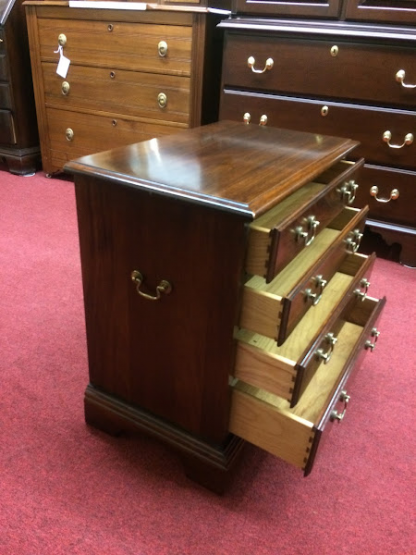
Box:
0, 0, 39, 174
219, 0, 416, 266
25, 0, 229, 175
66, 122, 385, 492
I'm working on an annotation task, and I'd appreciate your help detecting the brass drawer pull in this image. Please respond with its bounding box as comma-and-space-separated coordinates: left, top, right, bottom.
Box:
315, 332, 338, 364
304, 275, 327, 306
395, 69, 416, 89
259, 115, 268, 126
339, 179, 359, 205
242, 113, 268, 126
330, 390, 350, 422
365, 328, 380, 352
107, 24, 114, 32
354, 278, 370, 301
61, 81, 70, 95
383, 130, 414, 149
247, 56, 274, 74
243, 113, 251, 124
370, 185, 399, 203
158, 40, 168, 57
65, 128, 74, 141
158, 92, 167, 108
345, 228, 363, 253
131, 270, 172, 301
292, 215, 320, 247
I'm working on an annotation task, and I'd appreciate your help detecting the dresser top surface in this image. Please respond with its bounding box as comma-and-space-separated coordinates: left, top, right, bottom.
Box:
65, 121, 358, 218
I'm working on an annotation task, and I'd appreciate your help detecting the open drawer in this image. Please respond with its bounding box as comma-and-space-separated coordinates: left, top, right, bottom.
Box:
245, 158, 364, 282
240, 205, 369, 345
230, 295, 386, 475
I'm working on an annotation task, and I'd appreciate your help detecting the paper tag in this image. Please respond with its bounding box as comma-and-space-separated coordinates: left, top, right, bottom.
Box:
56, 54, 71, 78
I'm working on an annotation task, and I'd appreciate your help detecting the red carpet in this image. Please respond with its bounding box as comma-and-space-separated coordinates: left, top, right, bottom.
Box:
1, 167, 415, 555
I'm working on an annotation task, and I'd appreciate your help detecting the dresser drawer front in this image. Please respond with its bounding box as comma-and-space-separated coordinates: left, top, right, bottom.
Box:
0, 82, 12, 110
221, 90, 416, 171
0, 52, 9, 80
222, 34, 416, 109
235, 248, 375, 405
230, 295, 385, 472
241, 205, 369, 346
354, 164, 416, 228
42, 63, 191, 125
45, 107, 179, 168
38, 18, 193, 76
245, 159, 364, 282
0, 109, 16, 144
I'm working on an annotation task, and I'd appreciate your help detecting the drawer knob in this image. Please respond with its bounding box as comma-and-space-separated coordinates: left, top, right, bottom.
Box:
321, 105, 329, 117
65, 128, 74, 141
108, 24, 114, 32
330, 390, 350, 422
383, 130, 414, 149
315, 332, 338, 364
259, 115, 268, 126
354, 278, 370, 301
339, 179, 359, 205
370, 185, 400, 203
330, 45, 339, 57
158, 92, 167, 109
243, 113, 251, 124
131, 270, 172, 301
158, 41, 168, 57
345, 228, 363, 253
61, 81, 70, 95
58, 33, 67, 47
247, 56, 274, 74
365, 328, 380, 352
395, 69, 416, 89
304, 275, 327, 306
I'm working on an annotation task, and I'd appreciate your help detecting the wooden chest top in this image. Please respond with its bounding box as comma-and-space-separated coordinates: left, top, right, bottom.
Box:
65, 120, 358, 218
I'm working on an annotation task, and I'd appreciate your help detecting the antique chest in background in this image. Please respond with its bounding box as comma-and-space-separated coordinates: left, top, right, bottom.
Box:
66, 121, 385, 492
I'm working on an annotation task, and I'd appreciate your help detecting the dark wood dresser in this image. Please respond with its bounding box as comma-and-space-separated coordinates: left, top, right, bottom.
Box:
25, 0, 230, 176
219, 0, 416, 266
66, 121, 385, 492
0, 0, 39, 174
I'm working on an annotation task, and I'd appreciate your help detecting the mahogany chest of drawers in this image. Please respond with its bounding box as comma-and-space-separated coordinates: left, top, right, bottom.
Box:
66, 121, 385, 492
219, 1, 416, 266
0, 0, 39, 174
25, 0, 228, 175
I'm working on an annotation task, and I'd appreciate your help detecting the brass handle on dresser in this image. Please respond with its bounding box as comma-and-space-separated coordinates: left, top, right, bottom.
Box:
304, 275, 327, 306
330, 390, 350, 422
158, 41, 168, 57
65, 128, 74, 141
383, 130, 414, 149
61, 81, 70, 95
395, 69, 416, 89
364, 328, 380, 352
345, 228, 363, 253
370, 186, 400, 203
131, 270, 172, 301
354, 278, 370, 301
339, 179, 359, 205
158, 92, 167, 109
247, 56, 274, 74
242, 113, 268, 126
315, 332, 338, 364
58, 33, 67, 47
292, 215, 320, 247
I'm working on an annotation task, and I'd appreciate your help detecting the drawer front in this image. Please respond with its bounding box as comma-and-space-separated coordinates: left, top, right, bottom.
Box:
0, 82, 12, 109
230, 295, 385, 473
45, 107, 180, 169
241, 205, 369, 346
42, 63, 191, 125
354, 164, 416, 228
222, 33, 416, 109
0, 109, 16, 144
220, 89, 416, 171
0, 53, 9, 80
232, 0, 342, 18
38, 18, 193, 76
245, 159, 365, 282
235, 250, 376, 406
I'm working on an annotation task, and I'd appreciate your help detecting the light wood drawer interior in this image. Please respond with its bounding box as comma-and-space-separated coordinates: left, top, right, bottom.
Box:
230, 296, 385, 472
42, 63, 191, 124
241, 205, 368, 345
38, 18, 193, 75
235, 249, 375, 405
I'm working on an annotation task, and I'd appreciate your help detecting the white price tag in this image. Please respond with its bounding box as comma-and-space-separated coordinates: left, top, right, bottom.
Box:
56, 54, 71, 78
